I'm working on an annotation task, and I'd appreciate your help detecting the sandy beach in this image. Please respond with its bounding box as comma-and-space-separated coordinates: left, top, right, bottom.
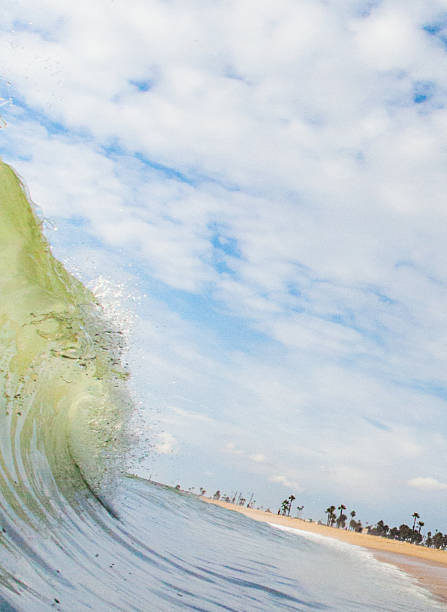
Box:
202, 498, 447, 605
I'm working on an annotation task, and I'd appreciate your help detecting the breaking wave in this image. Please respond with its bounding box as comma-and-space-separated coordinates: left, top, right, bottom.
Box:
0, 160, 442, 612
0, 160, 131, 595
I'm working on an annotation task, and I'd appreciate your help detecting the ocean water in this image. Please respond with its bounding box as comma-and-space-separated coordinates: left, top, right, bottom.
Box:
0, 159, 444, 611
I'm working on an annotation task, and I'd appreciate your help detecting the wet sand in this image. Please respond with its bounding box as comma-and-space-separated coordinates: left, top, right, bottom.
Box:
202, 498, 447, 605
373, 550, 447, 604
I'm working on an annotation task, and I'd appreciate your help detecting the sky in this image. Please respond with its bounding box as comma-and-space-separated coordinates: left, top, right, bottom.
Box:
2, 0, 447, 530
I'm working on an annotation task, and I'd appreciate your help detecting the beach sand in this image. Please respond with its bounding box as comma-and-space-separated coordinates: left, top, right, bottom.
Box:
202, 498, 447, 605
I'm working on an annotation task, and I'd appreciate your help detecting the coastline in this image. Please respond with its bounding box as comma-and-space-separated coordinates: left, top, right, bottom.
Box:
202, 498, 447, 605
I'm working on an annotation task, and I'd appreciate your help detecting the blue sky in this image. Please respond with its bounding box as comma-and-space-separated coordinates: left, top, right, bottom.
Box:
2, 0, 447, 529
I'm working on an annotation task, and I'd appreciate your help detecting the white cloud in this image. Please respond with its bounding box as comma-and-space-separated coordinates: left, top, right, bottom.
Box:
269, 475, 302, 491
154, 432, 178, 455
408, 477, 447, 492
249, 454, 266, 463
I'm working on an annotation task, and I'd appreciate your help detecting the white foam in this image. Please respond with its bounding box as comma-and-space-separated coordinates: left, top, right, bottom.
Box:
268, 522, 366, 552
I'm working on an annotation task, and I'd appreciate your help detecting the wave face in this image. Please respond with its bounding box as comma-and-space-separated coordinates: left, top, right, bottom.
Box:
0, 161, 443, 611
0, 161, 131, 600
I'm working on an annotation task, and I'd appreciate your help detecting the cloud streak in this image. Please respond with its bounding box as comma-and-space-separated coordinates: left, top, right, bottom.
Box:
408, 477, 447, 492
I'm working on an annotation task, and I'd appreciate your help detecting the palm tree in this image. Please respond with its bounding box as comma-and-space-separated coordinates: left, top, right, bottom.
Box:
418, 521, 424, 535
325, 506, 336, 526
412, 512, 420, 532
288, 495, 296, 516
337, 505, 346, 528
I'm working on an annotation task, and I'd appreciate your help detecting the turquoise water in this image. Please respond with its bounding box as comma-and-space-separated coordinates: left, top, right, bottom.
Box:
0, 161, 444, 611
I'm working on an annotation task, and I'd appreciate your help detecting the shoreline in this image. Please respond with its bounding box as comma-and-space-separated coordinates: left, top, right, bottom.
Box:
202, 498, 447, 605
